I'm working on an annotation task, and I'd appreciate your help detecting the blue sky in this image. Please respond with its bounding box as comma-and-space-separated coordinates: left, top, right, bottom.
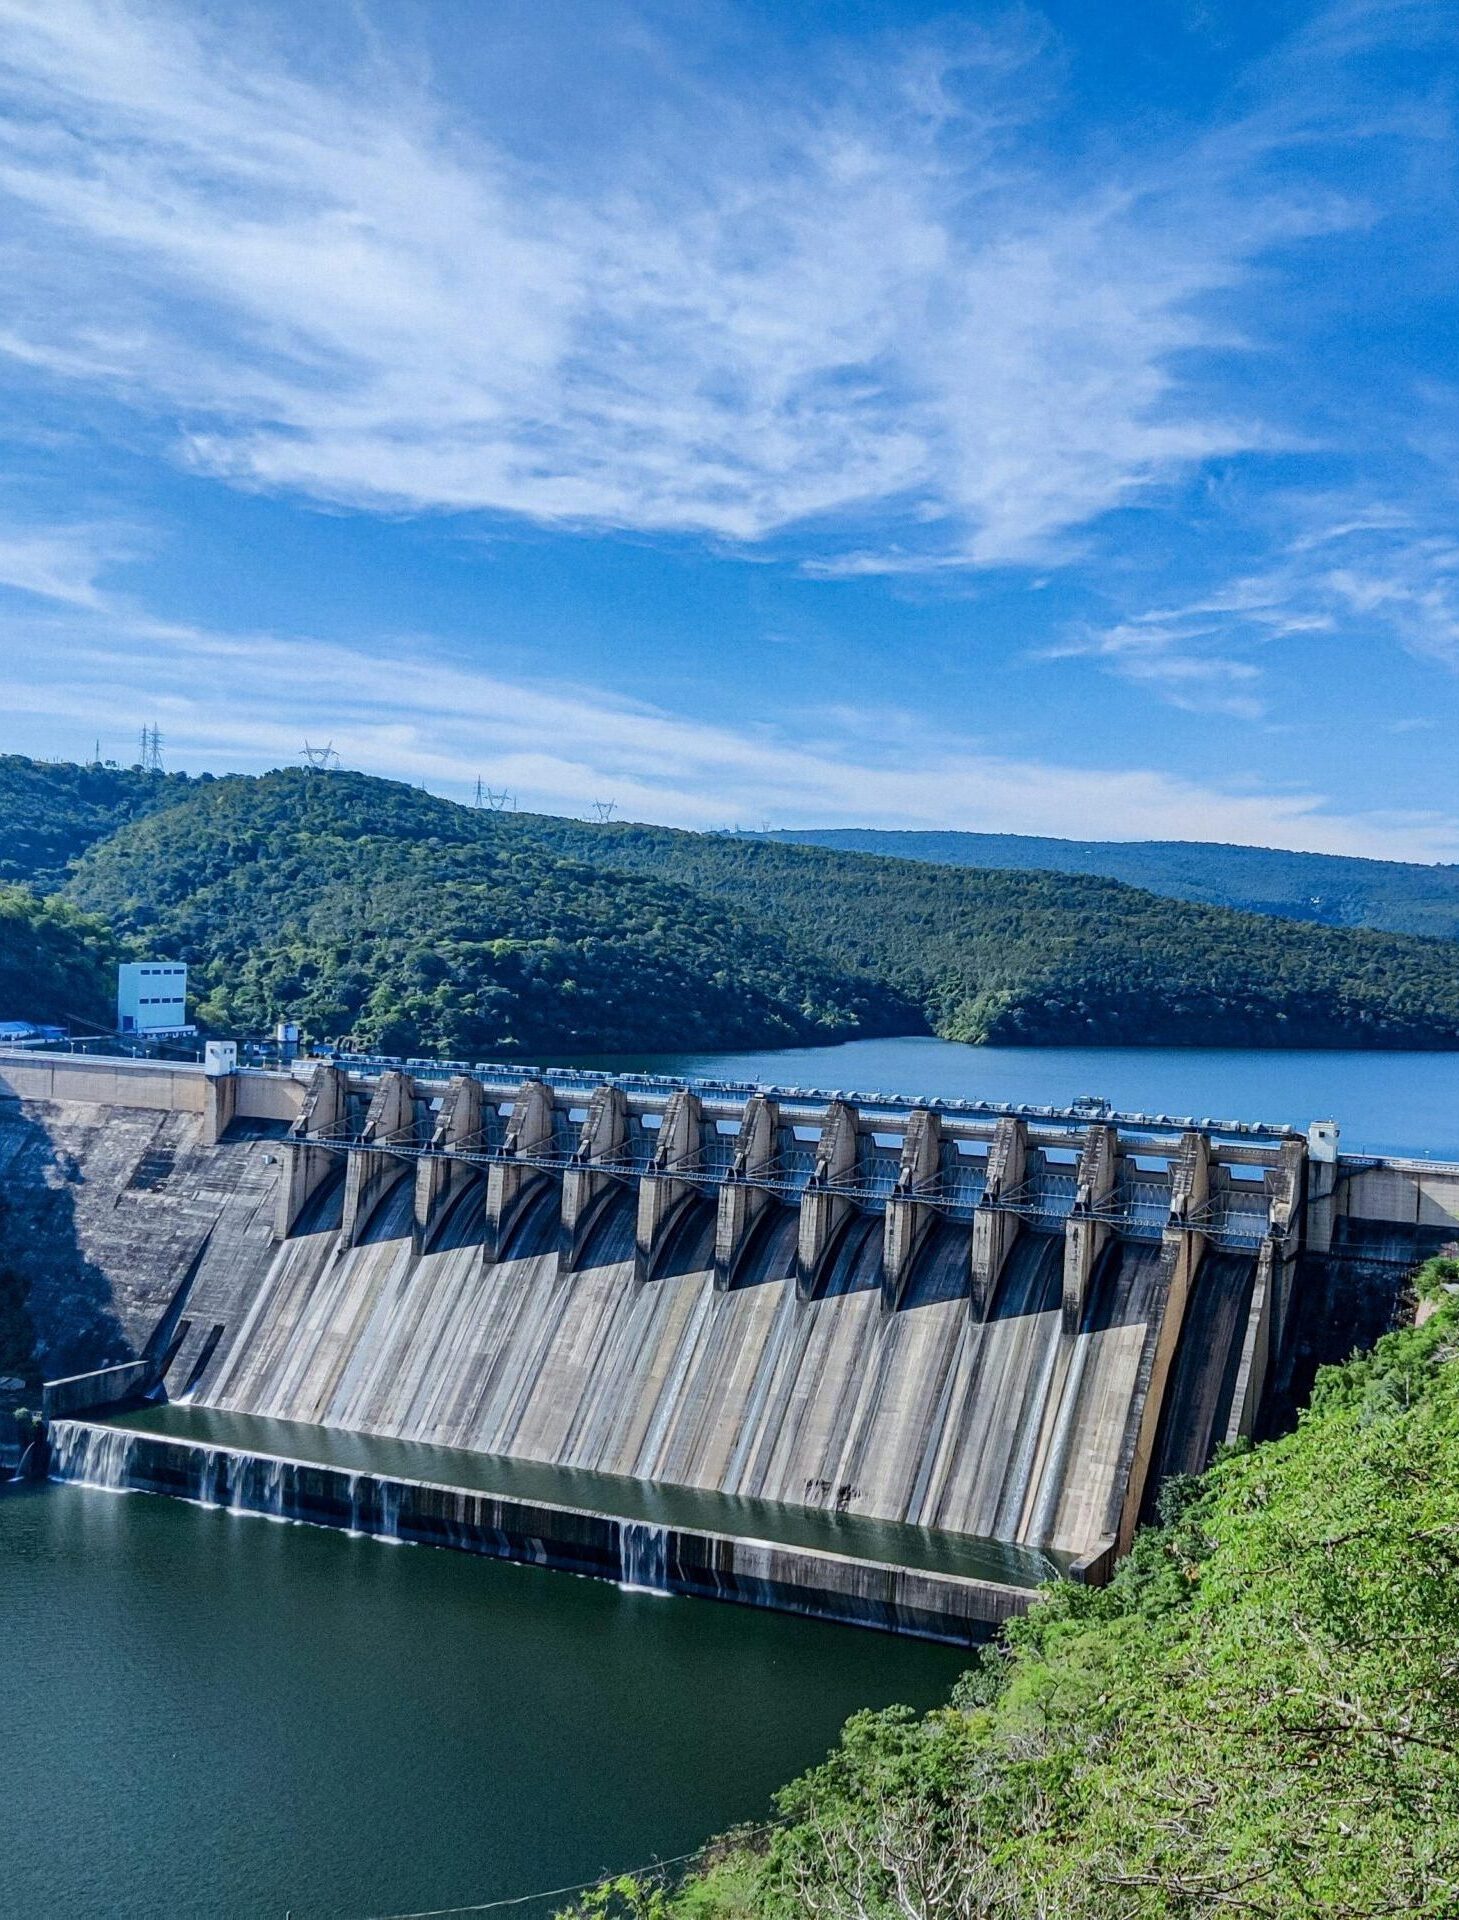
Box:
1, 0, 1457, 856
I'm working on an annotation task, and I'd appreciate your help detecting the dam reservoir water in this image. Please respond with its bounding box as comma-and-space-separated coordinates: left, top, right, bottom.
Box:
0, 1478, 965, 1919
571, 1036, 1459, 1161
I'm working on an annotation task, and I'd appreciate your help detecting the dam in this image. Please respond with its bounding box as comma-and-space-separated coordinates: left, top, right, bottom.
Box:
6, 1047, 1456, 1639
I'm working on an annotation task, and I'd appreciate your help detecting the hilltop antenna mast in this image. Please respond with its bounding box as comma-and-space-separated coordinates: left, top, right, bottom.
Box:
592, 799, 617, 823
301, 740, 340, 773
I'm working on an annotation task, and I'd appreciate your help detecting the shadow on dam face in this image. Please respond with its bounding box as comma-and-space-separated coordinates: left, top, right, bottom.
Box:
0, 1098, 155, 1384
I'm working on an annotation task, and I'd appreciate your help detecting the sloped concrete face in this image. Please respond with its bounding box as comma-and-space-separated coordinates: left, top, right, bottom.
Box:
12, 1051, 1446, 1606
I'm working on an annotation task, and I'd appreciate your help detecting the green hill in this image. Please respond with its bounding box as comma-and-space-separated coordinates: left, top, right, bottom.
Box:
63, 771, 911, 1055
0, 885, 116, 1029
484, 814, 1459, 1049
52, 765, 1459, 1052
760, 826, 1459, 940
0, 754, 194, 894
566, 1265, 1459, 1919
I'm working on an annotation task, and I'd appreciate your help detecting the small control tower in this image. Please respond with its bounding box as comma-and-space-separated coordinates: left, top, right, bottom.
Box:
117, 962, 193, 1036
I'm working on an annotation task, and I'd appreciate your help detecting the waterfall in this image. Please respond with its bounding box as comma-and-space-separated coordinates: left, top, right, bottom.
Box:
48, 1421, 136, 1491
618, 1520, 669, 1594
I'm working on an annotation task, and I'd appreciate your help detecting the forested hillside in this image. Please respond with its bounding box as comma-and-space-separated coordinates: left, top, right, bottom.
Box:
63, 772, 911, 1055
3, 752, 1459, 1051
762, 826, 1459, 940
0, 885, 115, 1029
0, 755, 193, 893
568, 1267, 1459, 1919
490, 814, 1459, 1048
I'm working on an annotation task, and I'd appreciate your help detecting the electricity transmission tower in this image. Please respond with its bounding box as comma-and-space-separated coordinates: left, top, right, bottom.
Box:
592, 799, 617, 823
474, 778, 514, 811
301, 740, 341, 773
139, 724, 163, 773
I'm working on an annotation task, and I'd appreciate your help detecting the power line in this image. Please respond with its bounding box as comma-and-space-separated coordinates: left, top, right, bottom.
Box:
361, 1822, 783, 1920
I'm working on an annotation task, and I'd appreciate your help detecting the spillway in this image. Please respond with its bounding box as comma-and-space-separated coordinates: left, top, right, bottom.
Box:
10, 1046, 1449, 1635
188, 1180, 1183, 1561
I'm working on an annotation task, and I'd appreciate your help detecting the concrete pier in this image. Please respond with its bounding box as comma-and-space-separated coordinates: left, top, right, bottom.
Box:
715, 1093, 780, 1289
483, 1079, 555, 1261
797, 1099, 860, 1299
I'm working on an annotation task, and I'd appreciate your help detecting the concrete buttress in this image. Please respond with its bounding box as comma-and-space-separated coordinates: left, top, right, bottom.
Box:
970, 1117, 1027, 1319
1063, 1125, 1120, 1335
636, 1087, 705, 1283
561, 1084, 630, 1273
413, 1074, 485, 1248
340, 1071, 416, 1249
797, 1100, 861, 1301
274, 1065, 348, 1239
483, 1080, 555, 1262
883, 1109, 941, 1312
714, 1094, 780, 1290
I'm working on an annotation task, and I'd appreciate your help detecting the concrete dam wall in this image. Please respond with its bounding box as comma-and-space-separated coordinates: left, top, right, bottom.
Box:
6, 1050, 1457, 1624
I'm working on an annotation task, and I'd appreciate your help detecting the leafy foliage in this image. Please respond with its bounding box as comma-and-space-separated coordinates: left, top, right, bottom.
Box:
0, 884, 116, 1028
762, 828, 1459, 941
0, 754, 194, 893
567, 1267, 1459, 1918
4, 750, 1458, 1050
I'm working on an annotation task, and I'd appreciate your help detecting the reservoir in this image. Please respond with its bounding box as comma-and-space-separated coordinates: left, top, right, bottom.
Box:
572, 1037, 1459, 1160
0, 1477, 964, 1919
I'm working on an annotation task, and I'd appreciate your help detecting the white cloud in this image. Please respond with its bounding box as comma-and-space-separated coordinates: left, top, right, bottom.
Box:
0, 520, 125, 607
0, 0, 1382, 565
9, 579, 1458, 861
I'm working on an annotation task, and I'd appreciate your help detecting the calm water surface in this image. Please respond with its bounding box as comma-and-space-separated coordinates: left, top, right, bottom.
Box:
571, 1037, 1459, 1160
0, 1482, 964, 1919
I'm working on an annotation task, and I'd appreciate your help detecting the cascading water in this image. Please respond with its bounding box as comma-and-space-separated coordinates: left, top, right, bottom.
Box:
48, 1420, 136, 1491
618, 1519, 669, 1594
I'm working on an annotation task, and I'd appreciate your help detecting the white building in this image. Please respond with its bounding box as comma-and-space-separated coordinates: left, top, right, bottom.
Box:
117, 961, 193, 1036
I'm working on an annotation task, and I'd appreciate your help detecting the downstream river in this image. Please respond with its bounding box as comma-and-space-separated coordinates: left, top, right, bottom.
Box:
572, 1036, 1459, 1160
1, 1480, 964, 1919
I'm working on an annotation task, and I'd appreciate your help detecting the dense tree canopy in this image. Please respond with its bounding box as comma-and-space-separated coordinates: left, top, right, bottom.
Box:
0, 884, 116, 1029
762, 827, 1459, 940
64, 772, 910, 1055
0, 750, 1445, 1051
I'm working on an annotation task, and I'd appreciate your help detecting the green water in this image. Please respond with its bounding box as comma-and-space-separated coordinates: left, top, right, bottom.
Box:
0, 1480, 965, 1919
104, 1403, 1068, 1586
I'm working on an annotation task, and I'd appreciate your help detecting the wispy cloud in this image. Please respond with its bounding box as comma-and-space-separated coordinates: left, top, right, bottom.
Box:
0, 519, 126, 607
1055, 480, 1459, 712
0, 0, 1418, 567
6, 545, 1456, 861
